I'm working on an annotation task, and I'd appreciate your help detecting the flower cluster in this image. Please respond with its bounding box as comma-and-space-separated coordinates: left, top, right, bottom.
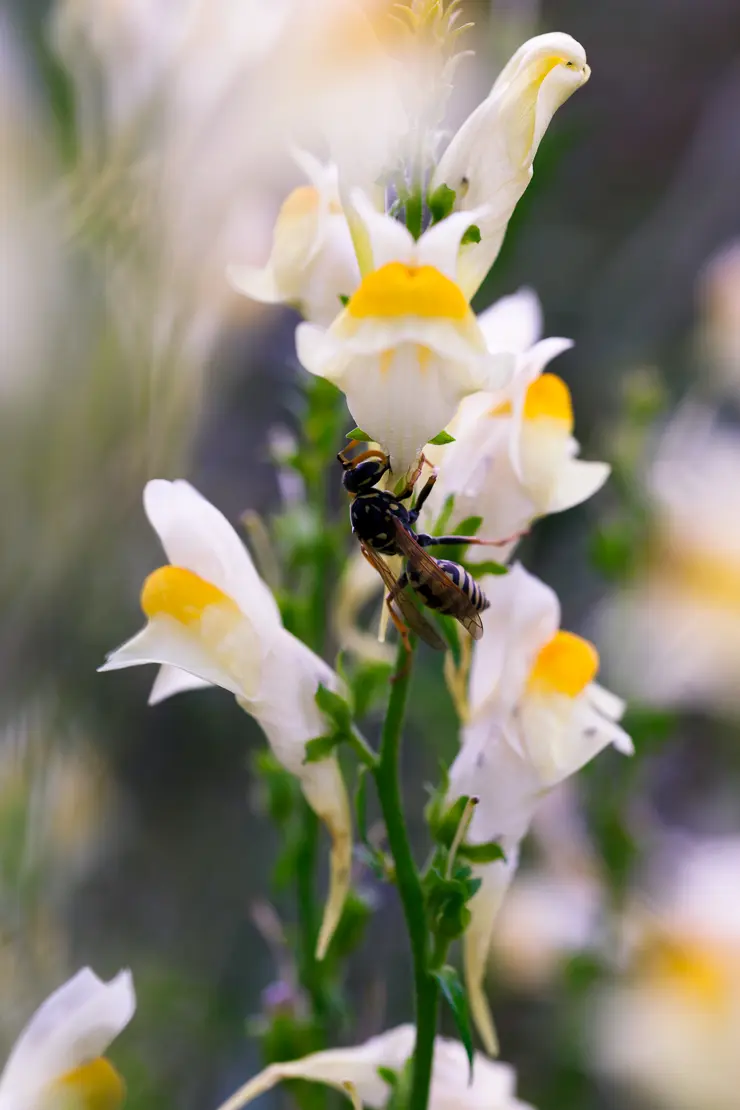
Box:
2, 6, 636, 1110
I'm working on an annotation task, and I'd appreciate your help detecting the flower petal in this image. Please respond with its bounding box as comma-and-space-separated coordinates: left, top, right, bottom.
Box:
143, 479, 281, 632
0, 970, 134, 1105
99, 617, 250, 700
547, 459, 611, 514
147, 664, 212, 706
477, 288, 543, 354
348, 189, 414, 270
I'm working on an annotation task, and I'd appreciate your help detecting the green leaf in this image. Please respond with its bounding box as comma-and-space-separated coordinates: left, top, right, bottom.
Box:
453, 515, 483, 538
460, 224, 481, 246
432, 966, 474, 1077
355, 766, 369, 845
338, 294, 350, 306
304, 734, 341, 763
433, 494, 455, 536
377, 1067, 399, 1090
428, 429, 456, 446
462, 559, 508, 578
315, 684, 353, 733
350, 660, 394, 720
428, 183, 457, 223
430, 795, 469, 848
458, 839, 506, 864
345, 427, 373, 442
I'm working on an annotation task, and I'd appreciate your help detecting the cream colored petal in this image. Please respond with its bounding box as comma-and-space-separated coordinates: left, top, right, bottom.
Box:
463, 850, 520, 1057
477, 288, 543, 354
245, 631, 352, 959
143, 480, 281, 630
0, 970, 134, 1105
416, 205, 491, 279
349, 189, 414, 269
516, 420, 573, 511
468, 564, 559, 719
216, 1026, 417, 1110
99, 617, 251, 701
295, 320, 346, 380
547, 458, 611, 514
148, 664, 212, 706
227, 262, 284, 305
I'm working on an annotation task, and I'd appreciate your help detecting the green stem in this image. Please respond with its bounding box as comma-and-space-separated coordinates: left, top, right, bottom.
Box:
373, 640, 439, 1110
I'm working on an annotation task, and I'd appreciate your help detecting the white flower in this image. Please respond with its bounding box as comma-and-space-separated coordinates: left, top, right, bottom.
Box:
431, 33, 590, 298
0, 968, 135, 1110
215, 1024, 534, 1110
296, 192, 514, 476
590, 837, 740, 1110
599, 404, 740, 715
423, 290, 609, 557
448, 563, 631, 1053
228, 151, 359, 326
99, 479, 351, 958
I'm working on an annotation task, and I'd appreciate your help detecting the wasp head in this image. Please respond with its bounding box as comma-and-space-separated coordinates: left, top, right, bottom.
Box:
340, 456, 389, 494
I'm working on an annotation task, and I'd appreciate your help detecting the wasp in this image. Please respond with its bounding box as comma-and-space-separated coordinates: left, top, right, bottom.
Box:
338, 443, 499, 652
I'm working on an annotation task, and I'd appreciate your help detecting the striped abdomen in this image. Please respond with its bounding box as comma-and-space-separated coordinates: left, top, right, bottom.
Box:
407, 558, 489, 614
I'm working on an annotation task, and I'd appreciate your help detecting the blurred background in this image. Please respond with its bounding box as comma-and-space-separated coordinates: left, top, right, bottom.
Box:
2, 1, 740, 1108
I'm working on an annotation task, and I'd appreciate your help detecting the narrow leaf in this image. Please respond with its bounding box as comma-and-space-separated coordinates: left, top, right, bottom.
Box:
346, 427, 373, 442
304, 734, 341, 763
458, 839, 506, 864
428, 429, 456, 446
462, 559, 508, 577
315, 684, 353, 732
453, 515, 483, 537
355, 766, 369, 845
432, 965, 475, 1078
428, 183, 457, 223
460, 224, 481, 245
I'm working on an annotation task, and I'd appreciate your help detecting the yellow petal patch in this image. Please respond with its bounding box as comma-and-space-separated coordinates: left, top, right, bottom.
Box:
52, 1058, 125, 1110
522, 373, 573, 429
141, 566, 238, 626
488, 374, 573, 427
527, 630, 599, 697
347, 262, 468, 320
639, 935, 730, 1013
279, 185, 321, 220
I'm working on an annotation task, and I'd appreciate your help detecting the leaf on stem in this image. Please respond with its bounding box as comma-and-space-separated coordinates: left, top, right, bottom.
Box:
345, 428, 374, 442
431, 965, 475, 1078
315, 684, 354, 734
428, 183, 457, 224
304, 734, 343, 763
428, 430, 456, 446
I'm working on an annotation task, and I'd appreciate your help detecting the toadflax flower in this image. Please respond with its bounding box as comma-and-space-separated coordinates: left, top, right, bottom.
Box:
590, 836, 740, 1110
423, 290, 610, 559
215, 1024, 534, 1110
99, 479, 351, 959
447, 563, 632, 1053
228, 150, 359, 326
0, 967, 135, 1110
296, 191, 514, 477
600, 404, 740, 716
431, 32, 591, 299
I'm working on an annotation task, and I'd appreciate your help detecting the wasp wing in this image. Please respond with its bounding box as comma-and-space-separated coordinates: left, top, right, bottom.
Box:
391, 520, 485, 641
360, 542, 446, 651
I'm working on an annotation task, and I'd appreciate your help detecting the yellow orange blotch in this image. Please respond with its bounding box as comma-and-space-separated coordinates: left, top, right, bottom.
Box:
279, 186, 320, 220
639, 935, 731, 1012
522, 373, 573, 428
347, 262, 468, 320
52, 1058, 125, 1110
141, 566, 238, 626
528, 630, 599, 697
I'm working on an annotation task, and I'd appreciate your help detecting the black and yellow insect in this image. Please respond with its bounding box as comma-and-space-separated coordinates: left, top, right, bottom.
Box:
337, 443, 493, 650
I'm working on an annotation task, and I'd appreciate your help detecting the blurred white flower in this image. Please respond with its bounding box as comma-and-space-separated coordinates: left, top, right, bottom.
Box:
431, 32, 590, 298
590, 837, 740, 1110
448, 563, 631, 1053
228, 151, 359, 326
699, 240, 740, 399
297, 191, 514, 476
216, 1023, 534, 1110
423, 289, 609, 558
600, 405, 740, 715
99, 479, 351, 958
0, 968, 134, 1110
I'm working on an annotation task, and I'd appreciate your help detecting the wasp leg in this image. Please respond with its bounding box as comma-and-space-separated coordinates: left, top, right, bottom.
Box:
415, 530, 523, 548
337, 442, 388, 468
408, 469, 438, 519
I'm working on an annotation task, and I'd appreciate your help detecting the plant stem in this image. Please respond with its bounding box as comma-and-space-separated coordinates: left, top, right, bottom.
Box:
294, 800, 332, 1025
373, 639, 439, 1110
